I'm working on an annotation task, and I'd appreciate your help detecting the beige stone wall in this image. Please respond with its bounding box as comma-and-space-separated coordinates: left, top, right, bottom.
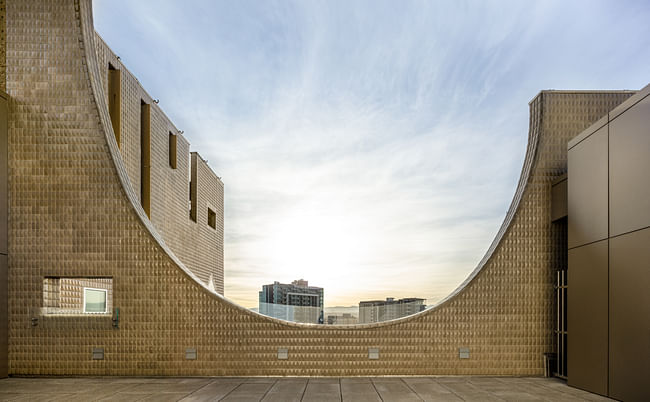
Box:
5, 0, 635, 376
93, 33, 223, 293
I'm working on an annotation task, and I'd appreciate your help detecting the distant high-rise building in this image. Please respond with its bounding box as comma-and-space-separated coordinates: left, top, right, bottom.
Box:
358, 297, 426, 323
259, 279, 324, 324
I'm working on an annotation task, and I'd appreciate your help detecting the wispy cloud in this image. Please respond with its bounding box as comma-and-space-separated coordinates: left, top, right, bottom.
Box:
93, 0, 650, 307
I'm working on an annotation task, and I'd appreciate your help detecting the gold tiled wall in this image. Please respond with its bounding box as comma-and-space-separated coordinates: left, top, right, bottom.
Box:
188, 152, 225, 292
5, 0, 634, 376
92, 33, 224, 292
42, 278, 60, 309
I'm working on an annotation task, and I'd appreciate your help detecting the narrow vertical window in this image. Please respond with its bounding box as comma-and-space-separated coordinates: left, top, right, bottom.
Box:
189, 153, 197, 222
169, 132, 177, 169
108, 63, 121, 148
208, 207, 216, 229
83, 288, 107, 313
140, 101, 151, 218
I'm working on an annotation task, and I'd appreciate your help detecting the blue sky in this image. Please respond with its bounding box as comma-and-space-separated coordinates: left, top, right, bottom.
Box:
93, 0, 650, 308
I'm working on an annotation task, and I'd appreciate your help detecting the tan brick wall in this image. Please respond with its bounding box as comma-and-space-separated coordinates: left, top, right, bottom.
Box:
5, 0, 635, 376
93, 33, 223, 293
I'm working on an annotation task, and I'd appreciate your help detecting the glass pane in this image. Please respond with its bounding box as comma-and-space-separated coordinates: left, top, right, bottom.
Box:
85, 289, 106, 313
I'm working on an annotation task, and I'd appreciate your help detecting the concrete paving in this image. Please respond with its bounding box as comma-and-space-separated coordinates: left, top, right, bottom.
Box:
0, 376, 613, 401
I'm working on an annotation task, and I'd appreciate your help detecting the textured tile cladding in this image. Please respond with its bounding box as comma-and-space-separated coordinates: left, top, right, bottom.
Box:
190, 152, 224, 290
93, 31, 223, 293
4, 0, 634, 376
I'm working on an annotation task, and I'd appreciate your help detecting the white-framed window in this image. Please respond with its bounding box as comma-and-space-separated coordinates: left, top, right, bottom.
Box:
83, 287, 108, 314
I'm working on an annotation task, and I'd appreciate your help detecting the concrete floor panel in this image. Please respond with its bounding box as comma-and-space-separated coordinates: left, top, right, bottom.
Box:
0, 377, 614, 401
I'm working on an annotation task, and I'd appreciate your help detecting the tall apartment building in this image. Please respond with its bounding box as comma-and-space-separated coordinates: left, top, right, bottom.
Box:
259, 279, 324, 324
358, 298, 426, 324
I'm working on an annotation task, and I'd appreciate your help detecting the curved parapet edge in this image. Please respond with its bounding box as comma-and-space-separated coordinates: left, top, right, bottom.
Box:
427, 104, 541, 312
78, 0, 540, 329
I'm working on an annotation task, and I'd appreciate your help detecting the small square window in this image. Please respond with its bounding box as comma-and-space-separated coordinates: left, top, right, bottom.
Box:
208, 208, 216, 229
84, 288, 107, 313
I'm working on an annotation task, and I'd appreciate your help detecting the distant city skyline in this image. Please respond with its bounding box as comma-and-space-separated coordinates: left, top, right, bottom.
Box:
93, 0, 650, 308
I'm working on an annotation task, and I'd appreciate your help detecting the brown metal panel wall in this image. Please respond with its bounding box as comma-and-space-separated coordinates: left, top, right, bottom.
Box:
609, 228, 650, 401
609, 94, 650, 237
567, 85, 650, 399
567, 240, 609, 396
567, 126, 608, 249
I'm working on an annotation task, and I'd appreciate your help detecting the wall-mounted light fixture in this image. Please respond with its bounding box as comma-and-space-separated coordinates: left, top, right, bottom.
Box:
112, 307, 119, 329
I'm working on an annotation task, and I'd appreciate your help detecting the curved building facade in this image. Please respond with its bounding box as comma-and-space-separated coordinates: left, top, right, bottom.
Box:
0, 0, 642, 387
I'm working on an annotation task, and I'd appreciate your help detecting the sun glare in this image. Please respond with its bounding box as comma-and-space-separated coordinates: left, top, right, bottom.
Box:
265, 210, 365, 288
